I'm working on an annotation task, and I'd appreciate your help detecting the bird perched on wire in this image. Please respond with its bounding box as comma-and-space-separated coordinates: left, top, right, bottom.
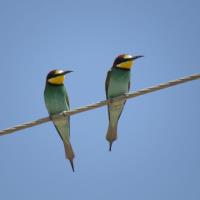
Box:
44, 70, 75, 171
105, 54, 143, 151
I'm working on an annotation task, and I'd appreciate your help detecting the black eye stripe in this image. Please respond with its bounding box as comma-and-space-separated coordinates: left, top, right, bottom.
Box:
47, 71, 64, 80
52, 73, 63, 78
113, 57, 133, 66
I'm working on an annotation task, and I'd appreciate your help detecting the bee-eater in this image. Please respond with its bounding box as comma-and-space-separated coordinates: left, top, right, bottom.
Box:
105, 54, 143, 151
44, 70, 75, 171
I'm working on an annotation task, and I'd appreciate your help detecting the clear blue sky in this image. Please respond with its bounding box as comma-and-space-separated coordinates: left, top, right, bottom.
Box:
0, 0, 200, 199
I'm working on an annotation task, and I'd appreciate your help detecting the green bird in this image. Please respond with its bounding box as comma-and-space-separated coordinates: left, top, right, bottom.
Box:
44, 69, 75, 171
105, 54, 143, 151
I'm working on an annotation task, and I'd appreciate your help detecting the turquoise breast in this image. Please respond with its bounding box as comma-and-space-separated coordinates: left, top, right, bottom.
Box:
107, 68, 130, 98
44, 84, 69, 115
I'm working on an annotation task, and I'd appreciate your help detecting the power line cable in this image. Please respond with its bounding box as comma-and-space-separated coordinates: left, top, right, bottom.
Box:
0, 73, 199, 136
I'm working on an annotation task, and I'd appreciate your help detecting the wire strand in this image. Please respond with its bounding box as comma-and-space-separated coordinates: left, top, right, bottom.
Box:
0, 73, 199, 136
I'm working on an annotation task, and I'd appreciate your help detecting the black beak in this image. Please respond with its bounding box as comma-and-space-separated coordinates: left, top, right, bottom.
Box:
132, 55, 144, 60
62, 70, 73, 75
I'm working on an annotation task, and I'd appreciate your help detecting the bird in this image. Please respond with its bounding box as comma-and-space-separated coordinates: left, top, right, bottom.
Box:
105, 54, 143, 151
44, 69, 75, 171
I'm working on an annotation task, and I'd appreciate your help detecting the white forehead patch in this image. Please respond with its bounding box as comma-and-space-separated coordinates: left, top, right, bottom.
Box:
123, 54, 133, 59
55, 70, 64, 74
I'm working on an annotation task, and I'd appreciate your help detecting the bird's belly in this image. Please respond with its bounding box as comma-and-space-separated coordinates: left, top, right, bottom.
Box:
108, 79, 129, 98
45, 94, 68, 114
109, 100, 126, 126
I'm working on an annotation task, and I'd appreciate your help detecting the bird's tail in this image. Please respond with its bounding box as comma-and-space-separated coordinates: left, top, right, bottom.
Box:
64, 142, 75, 172
106, 124, 118, 151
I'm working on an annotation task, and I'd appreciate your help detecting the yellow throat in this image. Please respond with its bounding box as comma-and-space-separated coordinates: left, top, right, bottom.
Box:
48, 70, 65, 85
116, 60, 134, 69
48, 75, 65, 84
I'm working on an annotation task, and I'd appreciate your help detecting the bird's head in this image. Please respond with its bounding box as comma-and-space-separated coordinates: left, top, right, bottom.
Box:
113, 54, 143, 70
46, 69, 73, 85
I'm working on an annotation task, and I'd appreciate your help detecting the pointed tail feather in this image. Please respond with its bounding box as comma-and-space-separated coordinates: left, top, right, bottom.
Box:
106, 124, 117, 151
69, 160, 75, 172
64, 143, 75, 172
109, 142, 113, 152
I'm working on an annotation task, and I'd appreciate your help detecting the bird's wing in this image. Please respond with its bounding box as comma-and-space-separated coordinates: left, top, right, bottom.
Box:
116, 78, 130, 122
128, 80, 131, 91
64, 88, 70, 108
105, 70, 112, 121
64, 89, 70, 136
105, 70, 111, 99
115, 100, 126, 123
53, 123, 64, 141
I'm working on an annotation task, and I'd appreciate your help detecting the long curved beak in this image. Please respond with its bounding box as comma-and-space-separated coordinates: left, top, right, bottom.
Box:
63, 70, 73, 75
132, 55, 144, 60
